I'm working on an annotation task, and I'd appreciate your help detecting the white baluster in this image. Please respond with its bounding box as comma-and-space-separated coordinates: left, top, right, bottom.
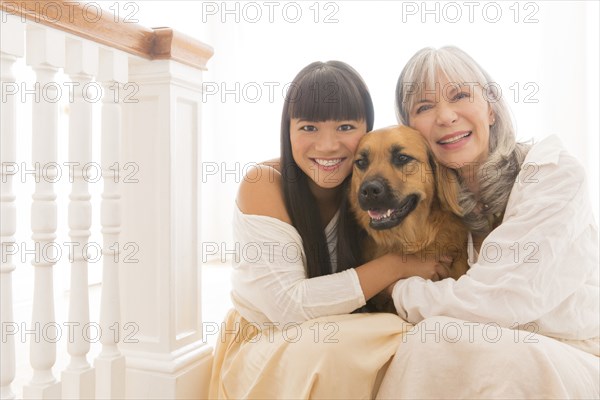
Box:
22, 25, 64, 400
0, 13, 25, 400
60, 37, 98, 400
94, 48, 128, 400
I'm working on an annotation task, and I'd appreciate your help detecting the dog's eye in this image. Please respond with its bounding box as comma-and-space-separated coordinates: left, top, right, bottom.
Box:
392, 154, 413, 167
354, 158, 368, 171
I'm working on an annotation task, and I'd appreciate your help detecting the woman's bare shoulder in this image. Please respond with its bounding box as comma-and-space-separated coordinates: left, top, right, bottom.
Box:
236, 159, 292, 225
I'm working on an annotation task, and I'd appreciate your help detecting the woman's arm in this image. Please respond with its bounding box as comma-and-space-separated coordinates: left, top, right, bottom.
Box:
234, 164, 447, 325
390, 141, 599, 339
355, 254, 449, 300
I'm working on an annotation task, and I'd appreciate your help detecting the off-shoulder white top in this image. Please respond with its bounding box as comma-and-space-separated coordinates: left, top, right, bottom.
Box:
230, 207, 366, 327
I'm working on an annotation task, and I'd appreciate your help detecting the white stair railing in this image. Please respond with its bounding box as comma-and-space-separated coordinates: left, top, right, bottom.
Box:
0, 2, 214, 398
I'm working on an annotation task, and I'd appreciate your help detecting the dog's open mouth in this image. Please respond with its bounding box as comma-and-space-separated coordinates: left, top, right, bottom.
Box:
366, 194, 419, 230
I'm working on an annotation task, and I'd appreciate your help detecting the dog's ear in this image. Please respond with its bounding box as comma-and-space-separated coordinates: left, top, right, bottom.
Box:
428, 151, 463, 216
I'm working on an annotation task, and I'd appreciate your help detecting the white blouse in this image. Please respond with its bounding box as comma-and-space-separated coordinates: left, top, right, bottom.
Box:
391, 135, 599, 341
230, 207, 366, 327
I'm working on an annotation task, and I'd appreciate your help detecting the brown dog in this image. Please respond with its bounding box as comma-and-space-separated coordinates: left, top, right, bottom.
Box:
349, 125, 469, 287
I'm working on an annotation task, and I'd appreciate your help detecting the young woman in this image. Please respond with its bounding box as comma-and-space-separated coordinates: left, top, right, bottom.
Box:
376, 46, 599, 399
209, 61, 449, 398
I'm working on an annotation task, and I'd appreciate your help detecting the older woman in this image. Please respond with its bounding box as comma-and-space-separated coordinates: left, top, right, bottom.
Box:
377, 46, 599, 399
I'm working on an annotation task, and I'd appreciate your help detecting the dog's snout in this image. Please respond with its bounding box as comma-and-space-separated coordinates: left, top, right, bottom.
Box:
359, 180, 387, 202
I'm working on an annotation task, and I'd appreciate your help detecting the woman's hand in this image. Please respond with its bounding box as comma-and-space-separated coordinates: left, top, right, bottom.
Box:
400, 253, 453, 281
356, 253, 452, 302
380, 254, 452, 299
388, 254, 452, 282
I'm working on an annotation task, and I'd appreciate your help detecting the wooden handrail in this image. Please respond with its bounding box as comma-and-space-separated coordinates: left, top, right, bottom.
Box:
0, 0, 214, 70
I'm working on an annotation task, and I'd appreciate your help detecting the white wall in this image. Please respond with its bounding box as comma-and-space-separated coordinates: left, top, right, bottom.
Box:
119, 0, 599, 261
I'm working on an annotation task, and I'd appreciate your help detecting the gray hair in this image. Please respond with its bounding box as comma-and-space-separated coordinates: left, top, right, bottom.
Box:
396, 46, 531, 234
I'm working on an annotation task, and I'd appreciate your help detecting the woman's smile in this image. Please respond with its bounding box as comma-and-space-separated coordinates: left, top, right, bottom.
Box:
436, 130, 473, 150
310, 157, 347, 172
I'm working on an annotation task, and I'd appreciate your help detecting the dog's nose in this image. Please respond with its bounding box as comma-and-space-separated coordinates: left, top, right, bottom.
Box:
360, 180, 386, 201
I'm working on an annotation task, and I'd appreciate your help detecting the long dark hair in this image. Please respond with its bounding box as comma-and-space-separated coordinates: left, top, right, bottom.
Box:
280, 61, 374, 278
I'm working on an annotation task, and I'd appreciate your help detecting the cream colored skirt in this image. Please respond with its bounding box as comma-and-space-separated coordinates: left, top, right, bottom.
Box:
209, 311, 599, 399
209, 309, 412, 399
377, 316, 599, 399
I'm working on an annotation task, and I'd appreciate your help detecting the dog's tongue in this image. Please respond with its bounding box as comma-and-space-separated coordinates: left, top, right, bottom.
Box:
368, 209, 387, 219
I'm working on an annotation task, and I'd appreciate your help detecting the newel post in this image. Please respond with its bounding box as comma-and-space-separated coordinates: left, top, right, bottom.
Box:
119, 57, 213, 399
